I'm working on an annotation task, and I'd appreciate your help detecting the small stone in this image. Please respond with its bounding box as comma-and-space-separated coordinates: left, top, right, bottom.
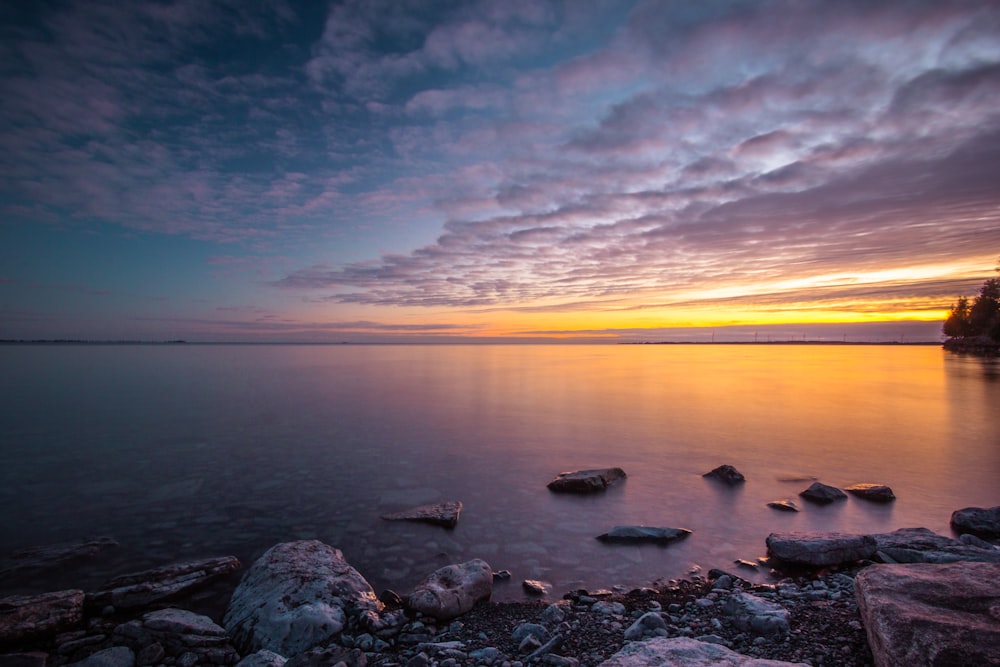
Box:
546, 468, 626, 493
522, 580, 550, 596
493, 570, 512, 581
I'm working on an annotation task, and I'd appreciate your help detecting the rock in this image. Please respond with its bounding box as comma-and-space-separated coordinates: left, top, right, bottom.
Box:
623, 612, 667, 640
871, 527, 1000, 564
283, 646, 366, 667
797, 482, 847, 504
88, 556, 240, 610
111, 608, 238, 666
235, 651, 287, 667
546, 468, 626, 493
720, 592, 789, 636
702, 465, 745, 485
951, 505, 1000, 538
0, 538, 118, 579
0, 653, 48, 667
766, 532, 877, 567
223, 541, 382, 657
597, 637, 809, 666
855, 562, 1000, 667
844, 483, 895, 502
381, 501, 463, 529
0, 590, 85, 643
960, 533, 997, 549
522, 580, 550, 596
134, 643, 164, 666
766, 500, 799, 512
591, 601, 626, 616
595, 526, 692, 545
407, 559, 492, 621
512, 623, 549, 644
66, 647, 134, 667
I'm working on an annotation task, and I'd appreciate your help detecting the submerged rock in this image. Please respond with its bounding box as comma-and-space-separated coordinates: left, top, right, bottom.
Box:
0, 589, 85, 643
407, 559, 492, 621
855, 562, 1000, 667
547, 468, 626, 493
766, 532, 877, 567
597, 637, 809, 667
845, 483, 895, 502
596, 526, 692, 545
766, 499, 799, 512
380, 501, 463, 529
798, 482, 847, 504
702, 465, 745, 485
89, 556, 240, 610
224, 541, 382, 657
951, 505, 1000, 538
521, 580, 550, 596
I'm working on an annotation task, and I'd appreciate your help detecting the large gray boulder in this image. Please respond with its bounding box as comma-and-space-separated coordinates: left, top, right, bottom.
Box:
223, 541, 382, 657
0, 589, 85, 643
872, 527, 1000, 564
720, 592, 790, 636
596, 526, 692, 545
951, 505, 1000, 538
855, 562, 1000, 667
407, 559, 492, 620
547, 468, 626, 493
597, 637, 809, 666
766, 532, 876, 567
89, 556, 241, 610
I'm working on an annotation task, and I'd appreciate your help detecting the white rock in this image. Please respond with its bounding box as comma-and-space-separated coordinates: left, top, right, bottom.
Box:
720, 592, 790, 636
598, 637, 809, 666
407, 559, 492, 621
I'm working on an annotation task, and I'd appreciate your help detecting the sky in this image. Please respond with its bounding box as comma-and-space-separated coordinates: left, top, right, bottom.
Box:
2, 0, 999, 343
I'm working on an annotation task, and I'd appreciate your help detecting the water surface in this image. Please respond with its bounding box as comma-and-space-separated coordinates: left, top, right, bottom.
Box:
1, 344, 997, 604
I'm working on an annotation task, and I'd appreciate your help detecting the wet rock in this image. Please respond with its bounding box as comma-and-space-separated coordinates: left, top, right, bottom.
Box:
871, 527, 1000, 564
66, 647, 134, 667
951, 505, 1000, 538
595, 527, 692, 545
597, 637, 809, 666
0, 538, 118, 579
235, 650, 287, 667
702, 465, 745, 485
766, 500, 799, 512
720, 592, 789, 636
766, 532, 877, 567
623, 612, 667, 641
546, 468, 626, 493
855, 562, 1000, 667
381, 501, 463, 529
0, 589, 85, 643
224, 541, 382, 657
844, 484, 895, 502
522, 580, 550, 596
797, 482, 847, 504
88, 556, 240, 610
407, 559, 492, 621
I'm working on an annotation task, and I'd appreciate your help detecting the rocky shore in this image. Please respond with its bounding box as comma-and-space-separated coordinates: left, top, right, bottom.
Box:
3, 471, 999, 667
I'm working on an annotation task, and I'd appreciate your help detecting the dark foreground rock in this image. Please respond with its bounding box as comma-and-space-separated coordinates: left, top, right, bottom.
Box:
844, 484, 895, 502
547, 468, 626, 493
598, 637, 809, 666
380, 501, 463, 529
798, 482, 847, 504
0, 590, 84, 643
407, 559, 493, 621
223, 541, 383, 657
88, 556, 241, 611
766, 532, 877, 567
871, 527, 1000, 564
113, 607, 239, 666
951, 505, 1000, 538
855, 562, 1000, 667
596, 526, 692, 545
702, 465, 745, 486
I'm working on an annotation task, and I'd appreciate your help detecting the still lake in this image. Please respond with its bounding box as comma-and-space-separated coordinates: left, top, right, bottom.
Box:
1, 343, 997, 604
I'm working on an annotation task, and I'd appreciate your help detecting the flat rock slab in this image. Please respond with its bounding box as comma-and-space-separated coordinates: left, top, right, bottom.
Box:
407, 559, 492, 621
855, 562, 1000, 667
547, 468, 626, 493
951, 505, 1000, 538
702, 465, 745, 485
0, 589, 85, 643
380, 501, 462, 529
798, 482, 847, 504
596, 526, 692, 545
845, 483, 895, 502
597, 637, 809, 667
766, 532, 877, 567
88, 555, 241, 610
872, 527, 1000, 564
0, 538, 118, 579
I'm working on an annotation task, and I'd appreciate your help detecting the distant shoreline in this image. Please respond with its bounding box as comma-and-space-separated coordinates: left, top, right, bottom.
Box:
0, 339, 946, 346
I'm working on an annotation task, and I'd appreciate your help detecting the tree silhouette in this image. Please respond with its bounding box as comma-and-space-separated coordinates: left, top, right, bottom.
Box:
944, 260, 1000, 342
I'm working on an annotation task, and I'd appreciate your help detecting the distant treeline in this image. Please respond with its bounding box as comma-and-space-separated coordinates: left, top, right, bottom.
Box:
943, 261, 1000, 346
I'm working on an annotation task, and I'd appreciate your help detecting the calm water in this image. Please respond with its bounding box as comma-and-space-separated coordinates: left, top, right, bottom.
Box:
1, 344, 997, 606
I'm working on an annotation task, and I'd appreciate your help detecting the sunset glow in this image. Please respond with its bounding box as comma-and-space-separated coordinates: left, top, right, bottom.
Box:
2, 1, 1000, 342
